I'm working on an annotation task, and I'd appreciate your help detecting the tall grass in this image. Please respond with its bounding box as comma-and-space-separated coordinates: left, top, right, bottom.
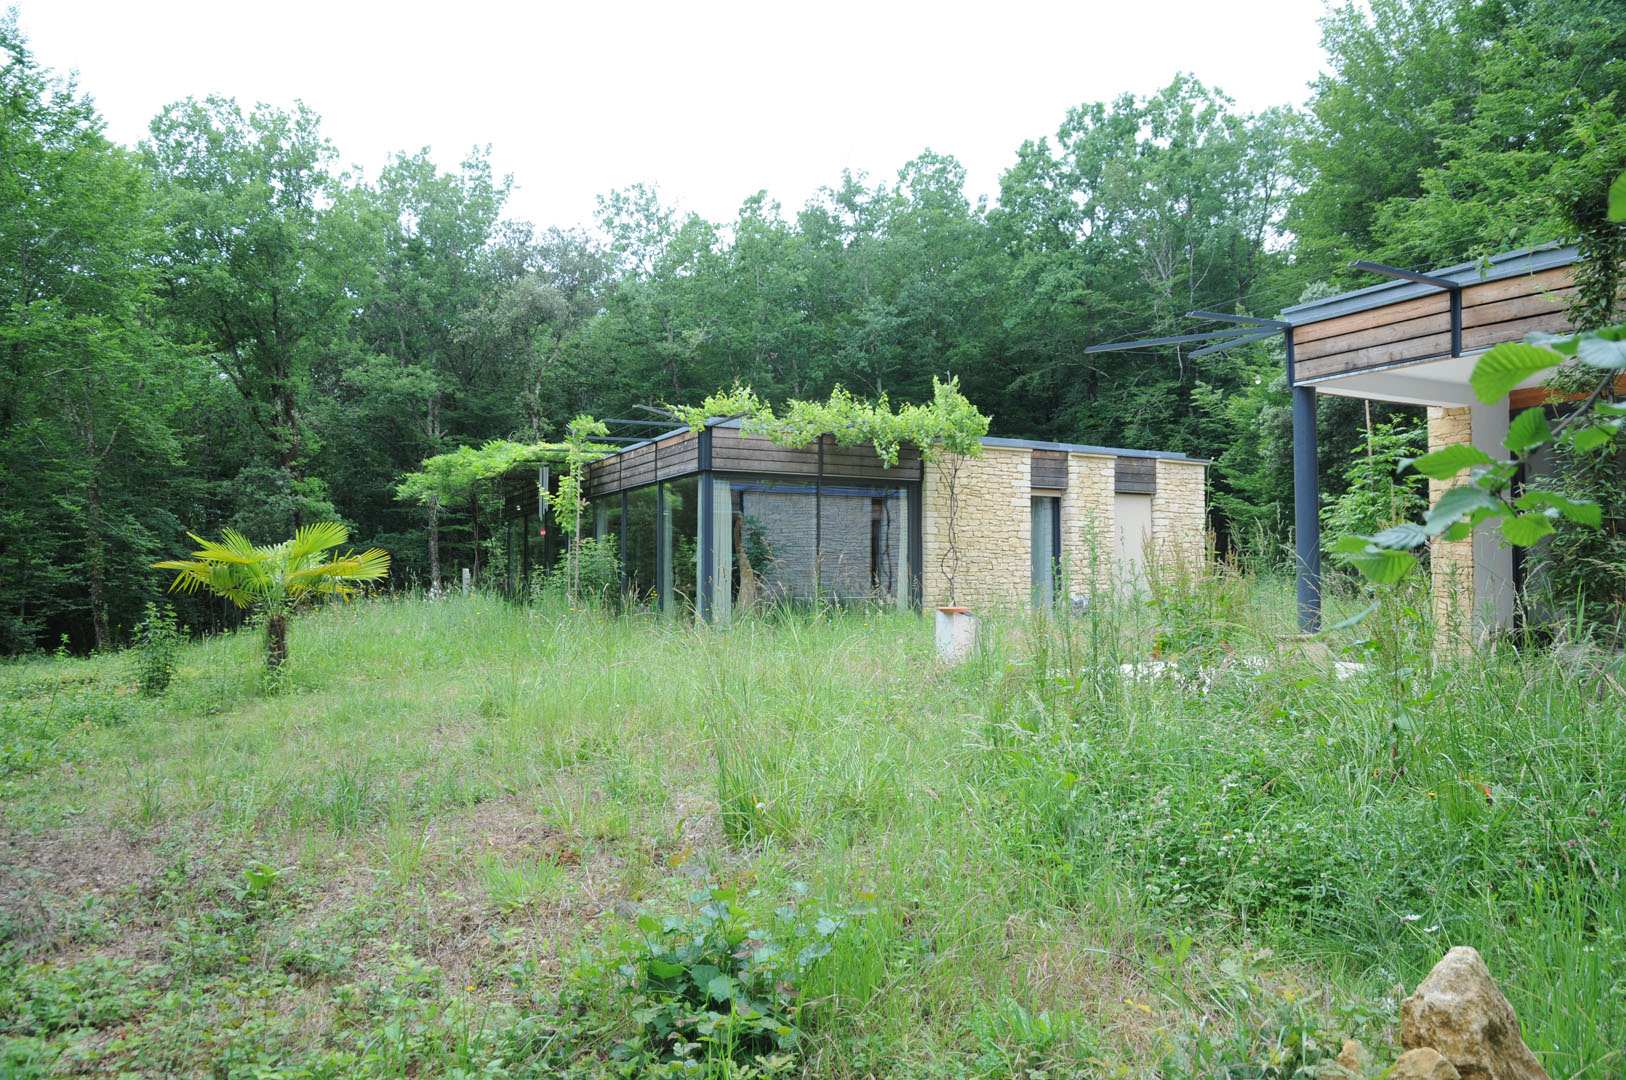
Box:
0, 577, 1619, 1078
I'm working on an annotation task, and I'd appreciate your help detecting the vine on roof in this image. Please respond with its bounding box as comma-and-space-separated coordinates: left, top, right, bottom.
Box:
670, 376, 989, 465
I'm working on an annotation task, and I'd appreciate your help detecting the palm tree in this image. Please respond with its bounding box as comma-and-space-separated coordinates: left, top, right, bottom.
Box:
154, 523, 390, 670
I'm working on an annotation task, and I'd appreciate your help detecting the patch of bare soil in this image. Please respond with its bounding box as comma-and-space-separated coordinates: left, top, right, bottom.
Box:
0, 824, 160, 958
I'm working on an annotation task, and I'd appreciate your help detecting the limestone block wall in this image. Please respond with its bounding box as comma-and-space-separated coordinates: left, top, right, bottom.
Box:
1061, 454, 1116, 596
920, 445, 1205, 609
1426, 405, 1475, 633
921, 446, 1032, 609
1151, 459, 1208, 571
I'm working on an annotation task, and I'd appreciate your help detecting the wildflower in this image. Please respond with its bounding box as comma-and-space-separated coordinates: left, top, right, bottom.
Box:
1400, 913, 1421, 922
1423, 925, 1439, 933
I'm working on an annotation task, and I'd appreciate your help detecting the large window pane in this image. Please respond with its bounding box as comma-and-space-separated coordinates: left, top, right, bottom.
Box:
725, 479, 908, 610
731, 479, 818, 607
661, 477, 700, 618
1031, 495, 1057, 607
818, 486, 906, 604
624, 485, 658, 607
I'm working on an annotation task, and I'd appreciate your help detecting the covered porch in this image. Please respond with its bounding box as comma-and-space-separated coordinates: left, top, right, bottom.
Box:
1280, 244, 1583, 635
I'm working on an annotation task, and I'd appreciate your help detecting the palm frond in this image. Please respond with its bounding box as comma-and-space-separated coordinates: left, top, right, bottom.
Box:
288, 522, 350, 561
185, 530, 266, 566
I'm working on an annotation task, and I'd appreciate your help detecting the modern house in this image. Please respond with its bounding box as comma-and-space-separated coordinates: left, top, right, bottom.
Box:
1279, 244, 1614, 635
579, 419, 1208, 620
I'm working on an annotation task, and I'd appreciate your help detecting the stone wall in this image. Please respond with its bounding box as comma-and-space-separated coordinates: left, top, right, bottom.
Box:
920, 445, 1207, 609
1152, 459, 1209, 571
1426, 406, 1475, 634
921, 446, 1032, 609
1061, 454, 1116, 596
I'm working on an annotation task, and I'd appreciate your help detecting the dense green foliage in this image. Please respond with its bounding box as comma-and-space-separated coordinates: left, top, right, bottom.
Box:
3, 0, 1623, 651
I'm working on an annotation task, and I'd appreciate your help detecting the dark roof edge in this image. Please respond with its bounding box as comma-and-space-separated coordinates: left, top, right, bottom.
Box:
585, 419, 1208, 466
981, 436, 1207, 463
1280, 243, 1578, 326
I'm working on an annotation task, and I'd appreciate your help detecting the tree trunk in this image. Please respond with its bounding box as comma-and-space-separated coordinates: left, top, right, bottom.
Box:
86, 470, 110, 651
265, 612, 289, 671
427, 494, 442, 594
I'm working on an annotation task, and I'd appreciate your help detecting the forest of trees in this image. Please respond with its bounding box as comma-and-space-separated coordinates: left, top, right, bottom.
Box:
2, 0, 1622, 652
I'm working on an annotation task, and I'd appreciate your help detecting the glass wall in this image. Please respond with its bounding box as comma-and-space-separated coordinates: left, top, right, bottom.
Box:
592, 473, 915, 620
661, 476, 700, 618
624, 485, 658, 607
719, 477, 909, 614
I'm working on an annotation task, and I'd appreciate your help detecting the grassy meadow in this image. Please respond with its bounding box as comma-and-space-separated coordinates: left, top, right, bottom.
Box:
0, 579, 1622, 1079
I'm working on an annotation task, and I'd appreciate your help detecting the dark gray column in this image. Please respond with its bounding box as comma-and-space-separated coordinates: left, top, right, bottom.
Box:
1287, 327, 1320, 631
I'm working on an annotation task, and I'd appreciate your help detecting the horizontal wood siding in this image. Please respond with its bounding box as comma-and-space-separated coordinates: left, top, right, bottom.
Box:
1293, 265, 1579, 383
1115, 457, 1157, 495
710, 430, 921, 482
654, 431, 699, 481
588, 429, 923, 494
1030, 449, 1069, 489
711, 431, 820, 476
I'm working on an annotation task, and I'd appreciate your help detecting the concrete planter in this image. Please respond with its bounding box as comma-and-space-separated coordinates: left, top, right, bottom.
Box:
934, 606, 978, 665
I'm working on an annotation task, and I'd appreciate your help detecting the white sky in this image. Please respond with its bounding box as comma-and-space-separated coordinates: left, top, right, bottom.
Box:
15, 0, 1331, 231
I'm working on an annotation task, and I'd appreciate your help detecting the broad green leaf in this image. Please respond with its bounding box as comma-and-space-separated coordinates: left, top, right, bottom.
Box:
1516, 489, 1602, 526
1407, 443, 1495, 479
1345, 546, 1417, 584
1610, 169, 1626, 223
1596, 402, 1626, 417
648, 959, 684, 979
1503, 408, 1552, 454
706, 975, 737, 1003
1569, 426, 1616, 453
1333, 534, 1379, 555
1576, 334, 1626, 371
636, 914, 660, 936
1471, 342, 1561, 404
1442, 521, 1473, 542
1423, 485, 1506, 535
1370, 522, 1428, 550
1500, 514, 1555, 547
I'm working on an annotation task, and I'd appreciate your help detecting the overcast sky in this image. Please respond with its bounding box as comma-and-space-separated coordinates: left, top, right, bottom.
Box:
15, 0, 1331, 230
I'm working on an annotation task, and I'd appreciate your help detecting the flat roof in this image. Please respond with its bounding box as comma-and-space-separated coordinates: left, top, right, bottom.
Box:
1280, 243, 1578, 327
589, 417, 1204, 466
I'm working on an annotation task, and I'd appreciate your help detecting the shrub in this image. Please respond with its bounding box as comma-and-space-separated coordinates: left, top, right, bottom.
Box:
132, 602, 182, 696
530, 536, 622, 607
573, 883, 866, 1078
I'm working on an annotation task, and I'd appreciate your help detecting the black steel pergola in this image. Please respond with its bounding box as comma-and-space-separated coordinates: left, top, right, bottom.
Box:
1087, 261, 1456, 633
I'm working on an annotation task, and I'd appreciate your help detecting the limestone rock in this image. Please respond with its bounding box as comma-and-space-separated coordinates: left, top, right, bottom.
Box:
1390, 1048, 1463, 1080
1338, 1038, 1373, 1075
1400, 947, 1550, 1080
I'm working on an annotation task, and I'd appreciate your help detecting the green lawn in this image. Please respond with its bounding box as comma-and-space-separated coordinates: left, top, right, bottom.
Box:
1, 584, 1621, 1079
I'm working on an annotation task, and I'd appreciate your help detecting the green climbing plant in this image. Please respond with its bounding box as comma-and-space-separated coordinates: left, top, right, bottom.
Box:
396, 432, 613, 593
673, 376, 990, 603
543, 415, 612, 605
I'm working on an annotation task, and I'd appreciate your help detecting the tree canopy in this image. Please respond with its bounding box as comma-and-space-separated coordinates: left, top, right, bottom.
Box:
2, 0, 1622, 651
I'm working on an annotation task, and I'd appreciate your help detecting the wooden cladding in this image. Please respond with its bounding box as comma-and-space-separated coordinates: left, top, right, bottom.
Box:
1030, 449, 1069, 490
1115, 457, 1157, 495
1294, 266, 1577, 382
584, 430, 699, 497
585, 428, 921, 497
